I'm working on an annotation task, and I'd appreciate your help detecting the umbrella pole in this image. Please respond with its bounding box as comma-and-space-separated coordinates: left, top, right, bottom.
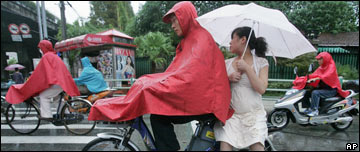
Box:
241, 21, 256, 59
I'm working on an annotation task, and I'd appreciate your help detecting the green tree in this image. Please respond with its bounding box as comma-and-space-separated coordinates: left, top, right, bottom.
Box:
276, 52, 317, 76
134, 32, 175, 71
117, 1, 135, 32
336, 64, 359, 80
220, 47, 236, 59
56, 20, 108, 41
89, 1, 134, 32
7, 58, 18, 65
288, 1, 358, 39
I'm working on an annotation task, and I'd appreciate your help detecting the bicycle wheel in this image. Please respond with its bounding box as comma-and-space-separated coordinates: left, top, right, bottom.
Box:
82, 138, 138, 151
61, 99, 95, 135
6, 100, 40, 134
2, 104, 15, 124
1, 96, 14, 124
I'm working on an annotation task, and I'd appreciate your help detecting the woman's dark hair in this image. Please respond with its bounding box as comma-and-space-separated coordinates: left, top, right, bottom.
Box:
127, 56, 134, 68
231, 26, 268, 58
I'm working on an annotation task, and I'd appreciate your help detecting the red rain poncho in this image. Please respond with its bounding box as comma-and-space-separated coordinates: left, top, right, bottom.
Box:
308, 52, 350, 98
5, 40, 80, 104
88, 1, 233, 124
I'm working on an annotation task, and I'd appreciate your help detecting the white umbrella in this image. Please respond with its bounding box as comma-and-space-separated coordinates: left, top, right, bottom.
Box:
196, 3, 317, 60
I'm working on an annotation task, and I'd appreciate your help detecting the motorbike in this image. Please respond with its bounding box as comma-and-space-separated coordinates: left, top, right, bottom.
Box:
268, 64, 359, 131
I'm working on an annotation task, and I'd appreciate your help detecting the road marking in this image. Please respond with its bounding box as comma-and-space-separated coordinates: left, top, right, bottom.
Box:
1, 124, 119, 130
1, 136, 98, 144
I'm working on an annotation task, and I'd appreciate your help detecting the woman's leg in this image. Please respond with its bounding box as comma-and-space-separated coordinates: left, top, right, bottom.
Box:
220, 141, 233, 151
249, 142, 264, 151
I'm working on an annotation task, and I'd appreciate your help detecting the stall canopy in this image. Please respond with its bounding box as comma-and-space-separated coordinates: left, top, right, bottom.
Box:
54, 29, 136, 52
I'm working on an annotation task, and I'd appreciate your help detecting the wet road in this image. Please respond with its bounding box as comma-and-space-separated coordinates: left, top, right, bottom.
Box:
1, 99, 359, 151
263, 100, 359, 151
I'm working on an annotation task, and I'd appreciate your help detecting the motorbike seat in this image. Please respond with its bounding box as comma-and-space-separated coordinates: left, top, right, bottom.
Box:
319, 96, 344, 113
324, 96, 343, 102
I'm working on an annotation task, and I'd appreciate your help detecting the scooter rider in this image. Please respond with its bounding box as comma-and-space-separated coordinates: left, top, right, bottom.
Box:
305, 52, 350, 116
73, 57, 108, 95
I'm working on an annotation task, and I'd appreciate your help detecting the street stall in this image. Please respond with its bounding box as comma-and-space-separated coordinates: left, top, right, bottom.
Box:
54, 29, 137, 89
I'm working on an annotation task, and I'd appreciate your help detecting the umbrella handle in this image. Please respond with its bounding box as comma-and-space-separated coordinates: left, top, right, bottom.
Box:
241, 21, 256, 59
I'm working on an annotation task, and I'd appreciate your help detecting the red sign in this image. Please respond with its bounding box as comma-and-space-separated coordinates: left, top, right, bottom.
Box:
8, 24, 20, 34
19, 24, 30, 34
114, 47, 135, 56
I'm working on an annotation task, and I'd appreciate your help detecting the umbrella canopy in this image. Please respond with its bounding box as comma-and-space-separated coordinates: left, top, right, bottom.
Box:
196, 3, 317, 59
54, 29, 136, 52
5, 64, 25, 71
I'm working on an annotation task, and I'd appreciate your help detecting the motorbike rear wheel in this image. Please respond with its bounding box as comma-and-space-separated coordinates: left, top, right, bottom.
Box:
268, 110, 289, 130
330, 113, 353, 131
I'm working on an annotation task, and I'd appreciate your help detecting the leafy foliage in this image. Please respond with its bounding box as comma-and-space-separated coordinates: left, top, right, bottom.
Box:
56, 20, 108, 41
89, 1, 134, 32
220, 47, 236, 59
288, 1, 358, 39
336, 63, 359, 80
134, 32, 175, 70
276, 52, 317, 76
7, 58, 18, 65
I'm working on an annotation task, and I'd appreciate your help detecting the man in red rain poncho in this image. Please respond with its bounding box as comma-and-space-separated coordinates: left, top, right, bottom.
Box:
88, 1, 232, 150
305, 52, 350, 116
5, 40, 80, 121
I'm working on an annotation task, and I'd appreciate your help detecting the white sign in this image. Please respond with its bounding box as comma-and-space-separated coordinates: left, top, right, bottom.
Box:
6, 52, 18, 63
19, 23, 30, 34
22, 34, 32, 38
33, 58, 41, 69
8, 24, 19, 34
11, 35, 22, 42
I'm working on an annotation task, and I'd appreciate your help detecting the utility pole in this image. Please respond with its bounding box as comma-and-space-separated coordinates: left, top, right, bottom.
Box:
41, 1, 48, 39
36, 1, 43, 41
60, 1, 70, 70
60, 1, 67, 40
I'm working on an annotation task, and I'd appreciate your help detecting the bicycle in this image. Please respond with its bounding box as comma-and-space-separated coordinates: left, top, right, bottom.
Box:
5, 92, 95, 135
82, 115, 277, 151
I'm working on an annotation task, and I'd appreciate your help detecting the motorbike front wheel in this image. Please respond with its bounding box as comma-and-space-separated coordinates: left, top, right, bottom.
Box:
330, 113, 353, 131
268, 110, 289, 130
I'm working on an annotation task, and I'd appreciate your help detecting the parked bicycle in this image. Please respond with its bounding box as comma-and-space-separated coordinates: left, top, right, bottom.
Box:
5, 92, 95, 135
82, 115, 277, 151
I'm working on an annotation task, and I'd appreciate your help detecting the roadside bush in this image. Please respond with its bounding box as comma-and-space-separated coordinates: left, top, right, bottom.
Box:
336, 63, 359, 80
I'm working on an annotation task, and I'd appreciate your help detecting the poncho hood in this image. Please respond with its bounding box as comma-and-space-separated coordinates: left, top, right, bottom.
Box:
38, 40, 56, 54
163, 1, 199, 37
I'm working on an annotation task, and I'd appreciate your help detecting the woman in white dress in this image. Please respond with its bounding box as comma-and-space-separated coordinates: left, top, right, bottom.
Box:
214, 26, 269, 151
